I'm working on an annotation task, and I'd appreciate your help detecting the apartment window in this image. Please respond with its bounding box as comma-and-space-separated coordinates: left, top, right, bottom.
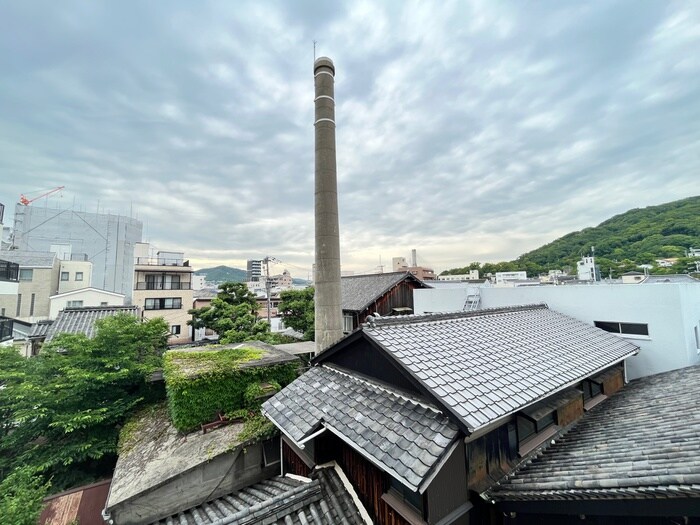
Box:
75, 272, 84, 281
16, 294, 22, 316
30, 293, 35, 316
100, 302, 108, 306
594, 321, 649, 337
694, 324, 700, 353
19, 269, 33, 281
1, 308, 5, 316
67, 300, 84, 308
145, 297, 182, 310
171, 325, 181, 335
61, 271, 69, 281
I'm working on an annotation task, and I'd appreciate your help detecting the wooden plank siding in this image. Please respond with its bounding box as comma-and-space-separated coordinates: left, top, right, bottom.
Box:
39, 478, 111, 525
282, 440, 312, 478
348, 280, 424, 330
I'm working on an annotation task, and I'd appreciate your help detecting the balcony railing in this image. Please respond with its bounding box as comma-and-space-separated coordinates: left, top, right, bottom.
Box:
135, 257, 190, 267
0, 317, 13, 342
0, 261, 19, 282
135, 282, 192, 290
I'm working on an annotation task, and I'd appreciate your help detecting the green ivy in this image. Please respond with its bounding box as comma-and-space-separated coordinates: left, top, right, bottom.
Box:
163, 347, 298, 432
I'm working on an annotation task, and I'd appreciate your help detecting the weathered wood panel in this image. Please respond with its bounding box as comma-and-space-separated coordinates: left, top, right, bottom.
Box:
282, 440, 312, 477
468, 424, 517, 493
601, 368, 624, 396
427, 444, 469, 524
556, 395, 584, 427
356, 280, 424, 327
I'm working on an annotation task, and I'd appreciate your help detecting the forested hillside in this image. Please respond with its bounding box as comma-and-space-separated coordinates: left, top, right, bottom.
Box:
195, 265, 247, 283
444, 196, 700, 277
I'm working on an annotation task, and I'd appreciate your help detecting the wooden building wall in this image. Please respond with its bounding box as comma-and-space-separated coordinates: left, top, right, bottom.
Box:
350, 279, 424, 329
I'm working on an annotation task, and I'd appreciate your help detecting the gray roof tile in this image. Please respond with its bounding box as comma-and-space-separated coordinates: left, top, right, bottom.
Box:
0, 249, 56, 267
263, 365, 459, 492
363, 305, 639, 433
341, 272, 427, 312
46, 305, 140, 342
151, 466, 367, 524
486, 365, 700, 501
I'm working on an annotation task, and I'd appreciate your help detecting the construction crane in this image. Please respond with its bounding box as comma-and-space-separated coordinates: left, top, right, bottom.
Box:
19, 186, 65, 206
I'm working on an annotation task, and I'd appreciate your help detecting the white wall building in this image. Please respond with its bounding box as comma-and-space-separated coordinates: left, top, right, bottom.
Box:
494, 271, 527, 285
438, 270, 480, 281
49, 288, 125, 319
415, 282, 700, 380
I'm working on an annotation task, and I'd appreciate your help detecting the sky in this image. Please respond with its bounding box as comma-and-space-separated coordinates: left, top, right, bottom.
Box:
1, 1, 698, 277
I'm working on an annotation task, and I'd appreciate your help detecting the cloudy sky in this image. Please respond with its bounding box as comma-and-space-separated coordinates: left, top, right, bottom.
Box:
1, 1, 698, 276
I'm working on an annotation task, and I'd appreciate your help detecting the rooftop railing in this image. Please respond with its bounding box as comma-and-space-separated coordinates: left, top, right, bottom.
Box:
135, 282, 192, 290
134, 257, 190, 267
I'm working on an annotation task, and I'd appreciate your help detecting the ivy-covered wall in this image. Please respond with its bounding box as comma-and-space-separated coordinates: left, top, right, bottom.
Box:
164, 347, 298, 432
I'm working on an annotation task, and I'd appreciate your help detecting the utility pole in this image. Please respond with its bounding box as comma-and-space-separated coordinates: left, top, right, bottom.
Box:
264, 256, 272, 326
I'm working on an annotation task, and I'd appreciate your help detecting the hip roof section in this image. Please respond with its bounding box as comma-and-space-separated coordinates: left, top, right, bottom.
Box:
262, 365, 459, 492
486, 364, 700, 501
359, 304, 639, 432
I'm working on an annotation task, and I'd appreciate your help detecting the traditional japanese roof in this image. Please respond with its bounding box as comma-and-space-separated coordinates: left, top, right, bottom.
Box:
151, 465, 370, 525
486, 365, 700, 502
341, 272, 428, 312
262, 365, 459, 492
642, 274, 699, 284
45, 305, 139, 342
29, 319, 53, 339
0, 249, 56, 267
355, 304, 639, 433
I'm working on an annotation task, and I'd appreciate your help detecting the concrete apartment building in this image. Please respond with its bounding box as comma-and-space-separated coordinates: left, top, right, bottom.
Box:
0, 250, 59, 322
0, 256, 19, 343
10, 203, 142, 299
133, 242, 193, 343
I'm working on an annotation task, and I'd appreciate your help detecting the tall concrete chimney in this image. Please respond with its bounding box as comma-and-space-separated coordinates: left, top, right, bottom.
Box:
314, 57, 343, 352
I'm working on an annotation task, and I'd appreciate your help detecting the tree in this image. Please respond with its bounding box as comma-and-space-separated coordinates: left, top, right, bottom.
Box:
0, 314, 168, 491
0, 467, 50, 525
278, 287, 315, 340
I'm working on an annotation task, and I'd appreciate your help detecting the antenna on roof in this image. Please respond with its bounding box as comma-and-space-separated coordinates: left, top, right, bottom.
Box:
313, 40, 317, 61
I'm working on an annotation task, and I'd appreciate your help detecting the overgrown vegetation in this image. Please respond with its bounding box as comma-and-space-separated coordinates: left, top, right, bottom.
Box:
164, 346, 297, 432
188, 281, 298, 344
278, 287, 315, 340
0, 467, 51, 525
0, 314, 168, 493
442, 196, 700, 278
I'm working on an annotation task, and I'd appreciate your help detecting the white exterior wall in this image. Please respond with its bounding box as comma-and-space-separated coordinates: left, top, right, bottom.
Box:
479, 284, 700, 379
58, 260, 93, 294
415, 286, 474, 314
49, 288, 125, 319
495, 271, 527, 285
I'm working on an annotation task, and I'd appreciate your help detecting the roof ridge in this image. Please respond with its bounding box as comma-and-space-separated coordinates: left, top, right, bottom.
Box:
321, 365, 448, 419
364, 303, 549, 328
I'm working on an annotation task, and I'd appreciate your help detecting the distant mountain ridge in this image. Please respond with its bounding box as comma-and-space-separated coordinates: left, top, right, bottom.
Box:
195, 265, 311, 286
194, 266, 247, 283
444, 196, 700, 277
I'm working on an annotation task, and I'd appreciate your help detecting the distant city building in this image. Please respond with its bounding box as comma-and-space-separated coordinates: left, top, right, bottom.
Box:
0, 250, 59, 322
392, 256, 436, 281
438, 270, 480, 281
9, 204, 142, 299
577, 255, 601, 281
494, 271, 527, 285
191, 274, 207, 290
49, 288, 125, 319
247, 259, 263, 282
133, 243, 193, 344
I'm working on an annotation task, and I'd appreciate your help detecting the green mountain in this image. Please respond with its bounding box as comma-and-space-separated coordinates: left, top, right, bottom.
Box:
444, 196, 700, 277
194, 266, 247, 283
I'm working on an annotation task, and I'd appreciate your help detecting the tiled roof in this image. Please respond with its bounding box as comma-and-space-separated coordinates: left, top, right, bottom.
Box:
46, 306, 139, 342
29, 320, 53, 339
151, 466, 368, 525
341, 272, 427, 312
642, 274, 699, 284
486, 365, 700, 501
263, 365, 459, 492
0, 249, 56, 267
362, 305, 639, 433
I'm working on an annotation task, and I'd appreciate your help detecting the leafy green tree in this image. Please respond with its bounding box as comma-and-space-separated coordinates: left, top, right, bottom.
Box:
278, 287, 315, 340
0, 467, 51, 525
0, 314, 168, 491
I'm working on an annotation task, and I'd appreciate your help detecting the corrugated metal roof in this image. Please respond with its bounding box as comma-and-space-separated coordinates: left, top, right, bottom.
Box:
45, 305, 140, 342
362, 305, 639, 433
486, 364, 700, 501
151, 466, 368, 525
263, 365, 459, 492
0, 249, 56, 267
341, 272, 427, 312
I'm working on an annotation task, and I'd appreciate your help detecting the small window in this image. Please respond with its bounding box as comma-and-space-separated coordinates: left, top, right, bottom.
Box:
343, 314, 354, 333
263, 436, 281, 466
30, 293, 35, 316
75, 272, 83, 281
594, 321, 649, 337
16, 294, 22, 316
695, 324, 700, 351
1, 308, 5, 317
171, 325, 181, 335
100, 302, 108, 306
19, 269, 33, 281
67, 300, 84, 308
61, 272, 69, 281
